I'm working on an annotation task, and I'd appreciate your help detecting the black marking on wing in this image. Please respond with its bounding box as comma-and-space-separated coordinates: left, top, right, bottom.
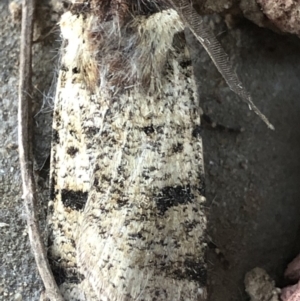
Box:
52, 129, 60, 144
179, 60, 192, 68
49, 177, 59, 204
172, 142, 183, 153
50, 260, 68, 286
85, 126, 99, 138
61, 189, 88, 210
66, 146, 79, 157
49, 257, 84, 286
128, 232, 144, 240
173, 259, 207, 285
72, 67, 80, 74
198, 174, 206, 196
198, 184, 206, 197
192, 125, 202, 138
142, 125, 155, 135
155, 185, 194, 215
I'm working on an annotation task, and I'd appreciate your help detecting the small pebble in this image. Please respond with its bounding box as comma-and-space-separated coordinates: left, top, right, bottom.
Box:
9, 2, 22, 23
14, 292, 22, 301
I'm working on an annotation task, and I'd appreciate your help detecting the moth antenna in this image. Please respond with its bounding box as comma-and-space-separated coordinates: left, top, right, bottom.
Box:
169, 0, 275, 130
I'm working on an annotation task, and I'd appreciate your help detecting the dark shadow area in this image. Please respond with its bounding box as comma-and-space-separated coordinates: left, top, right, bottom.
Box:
188, 17, 300, 301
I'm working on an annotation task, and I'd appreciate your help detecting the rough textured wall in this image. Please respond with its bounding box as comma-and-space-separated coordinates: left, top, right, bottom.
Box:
194, 0, 300, 36
256, 0, 300, 36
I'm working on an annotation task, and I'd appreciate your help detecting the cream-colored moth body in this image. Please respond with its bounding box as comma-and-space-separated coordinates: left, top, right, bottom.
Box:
48, 2, 207, 300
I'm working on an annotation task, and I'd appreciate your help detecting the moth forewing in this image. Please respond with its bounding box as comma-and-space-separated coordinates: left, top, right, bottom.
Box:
49, 2, 207, 301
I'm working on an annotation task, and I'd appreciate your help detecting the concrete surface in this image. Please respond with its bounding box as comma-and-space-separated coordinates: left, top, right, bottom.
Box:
188, 15, 300, 301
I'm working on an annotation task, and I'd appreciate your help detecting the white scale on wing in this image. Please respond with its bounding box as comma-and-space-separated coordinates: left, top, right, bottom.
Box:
49, 3, 206, 301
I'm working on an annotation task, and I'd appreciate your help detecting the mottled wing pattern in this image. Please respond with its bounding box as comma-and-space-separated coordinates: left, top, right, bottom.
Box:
48, 2, 207, 300
48, 12, 95, 299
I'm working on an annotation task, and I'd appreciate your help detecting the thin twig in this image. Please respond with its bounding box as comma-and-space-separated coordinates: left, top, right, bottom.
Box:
18, 0, 64, 300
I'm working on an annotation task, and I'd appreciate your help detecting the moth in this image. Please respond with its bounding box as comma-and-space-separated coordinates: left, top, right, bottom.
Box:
47, 1, 272, 300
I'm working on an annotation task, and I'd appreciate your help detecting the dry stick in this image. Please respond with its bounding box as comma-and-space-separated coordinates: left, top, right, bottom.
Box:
18, 0, 64, 300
